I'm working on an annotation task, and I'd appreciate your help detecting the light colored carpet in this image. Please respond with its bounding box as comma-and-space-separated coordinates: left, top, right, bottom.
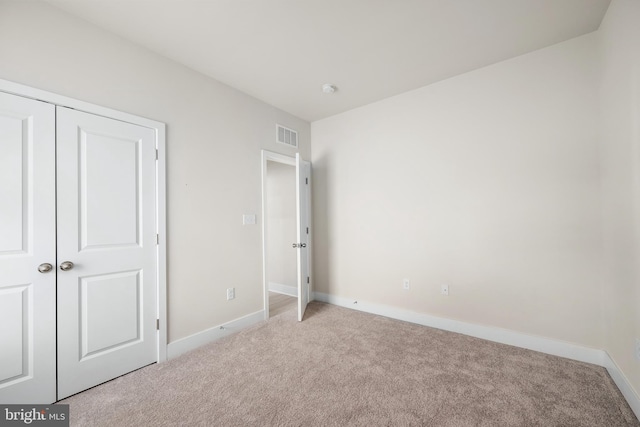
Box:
61, 302, 639, 426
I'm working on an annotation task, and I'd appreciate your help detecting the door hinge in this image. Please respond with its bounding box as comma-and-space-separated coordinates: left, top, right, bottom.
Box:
306, 227, 309, 234
156, 319, 160, 330
156, 234, 159, 245
307, 276, 310, 284
155, 149, 159, 160
305, 177, 308, 185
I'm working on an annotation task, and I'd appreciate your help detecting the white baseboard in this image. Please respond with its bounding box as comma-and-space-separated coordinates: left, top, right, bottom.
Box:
312, 292, 603, 364
268, 282, 298, 297
312, 292, 640, 420
602, 352, 640, 420
167, 310, 264, 359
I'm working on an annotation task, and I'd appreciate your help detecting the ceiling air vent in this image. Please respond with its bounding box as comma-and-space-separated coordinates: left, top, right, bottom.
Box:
276, 124, 298, 148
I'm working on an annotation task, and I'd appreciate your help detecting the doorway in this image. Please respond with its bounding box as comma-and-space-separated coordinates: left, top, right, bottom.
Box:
261, 151, 311, 321
265, 160, 297, 317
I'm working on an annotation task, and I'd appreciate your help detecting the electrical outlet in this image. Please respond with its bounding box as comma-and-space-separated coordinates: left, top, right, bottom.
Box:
636, 338, 640, 361
441, 284, 449, 296
403, 279, 410, 290
227, 287, 235, 301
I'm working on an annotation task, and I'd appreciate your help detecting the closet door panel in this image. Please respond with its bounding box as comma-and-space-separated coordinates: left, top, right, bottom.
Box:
0, 92, 56, 404
80, 131, 140, 249
56, 106, 157, 400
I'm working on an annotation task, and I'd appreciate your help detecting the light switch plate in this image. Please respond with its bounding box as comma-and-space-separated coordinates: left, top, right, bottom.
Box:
243, 214, 256, 225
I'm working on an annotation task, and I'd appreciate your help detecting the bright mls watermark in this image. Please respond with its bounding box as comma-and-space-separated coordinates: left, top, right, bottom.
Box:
0, 405, 68, 426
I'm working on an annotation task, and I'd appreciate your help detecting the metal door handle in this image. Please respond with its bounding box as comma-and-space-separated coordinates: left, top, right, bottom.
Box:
38, 263, 53, 273
60, 261, 74, 271
292, 243, 307, 248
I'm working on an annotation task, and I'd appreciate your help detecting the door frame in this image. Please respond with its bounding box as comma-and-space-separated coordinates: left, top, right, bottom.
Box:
261, 150, 297, 320
0, 78, 168, 363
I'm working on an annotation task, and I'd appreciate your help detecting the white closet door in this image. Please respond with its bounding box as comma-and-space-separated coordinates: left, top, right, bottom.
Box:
56, 107, 158, 399
296, 154, 311, 321
0, 92, 56, 403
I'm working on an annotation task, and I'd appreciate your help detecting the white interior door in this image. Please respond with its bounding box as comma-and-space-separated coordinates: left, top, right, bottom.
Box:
0, 92, 56, 403
295, 154, 311, 321
56, 107, 158, 399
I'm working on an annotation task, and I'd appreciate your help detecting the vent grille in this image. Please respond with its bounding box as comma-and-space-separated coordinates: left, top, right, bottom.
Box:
276, 124, 298, 148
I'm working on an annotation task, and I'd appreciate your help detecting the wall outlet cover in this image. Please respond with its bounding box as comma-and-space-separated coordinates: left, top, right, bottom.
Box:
403, 279, 410, 290
441, 284, 449, 296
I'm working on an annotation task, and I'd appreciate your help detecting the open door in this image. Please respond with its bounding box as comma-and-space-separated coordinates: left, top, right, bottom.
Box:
295, 153, 311, 321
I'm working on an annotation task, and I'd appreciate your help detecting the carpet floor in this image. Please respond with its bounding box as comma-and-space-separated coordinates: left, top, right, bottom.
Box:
61, 302, 639, 426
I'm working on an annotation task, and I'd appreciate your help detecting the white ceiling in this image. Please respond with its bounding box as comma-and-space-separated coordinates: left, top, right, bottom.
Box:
45, 0, 611, 122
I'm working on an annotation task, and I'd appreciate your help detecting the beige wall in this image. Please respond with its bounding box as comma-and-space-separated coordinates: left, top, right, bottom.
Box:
312, 34, 604, 348
266, 161, 297, 288
0, 0, 310, 342
598, 0, 640, 397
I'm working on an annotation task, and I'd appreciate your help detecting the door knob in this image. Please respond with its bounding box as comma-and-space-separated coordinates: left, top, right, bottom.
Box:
292, 243, 307, 248
38, 263, 53, 273
60, 261, 74, 271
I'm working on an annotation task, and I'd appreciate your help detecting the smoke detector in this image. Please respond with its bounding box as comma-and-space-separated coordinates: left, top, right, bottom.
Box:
322, 84, 337, 94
